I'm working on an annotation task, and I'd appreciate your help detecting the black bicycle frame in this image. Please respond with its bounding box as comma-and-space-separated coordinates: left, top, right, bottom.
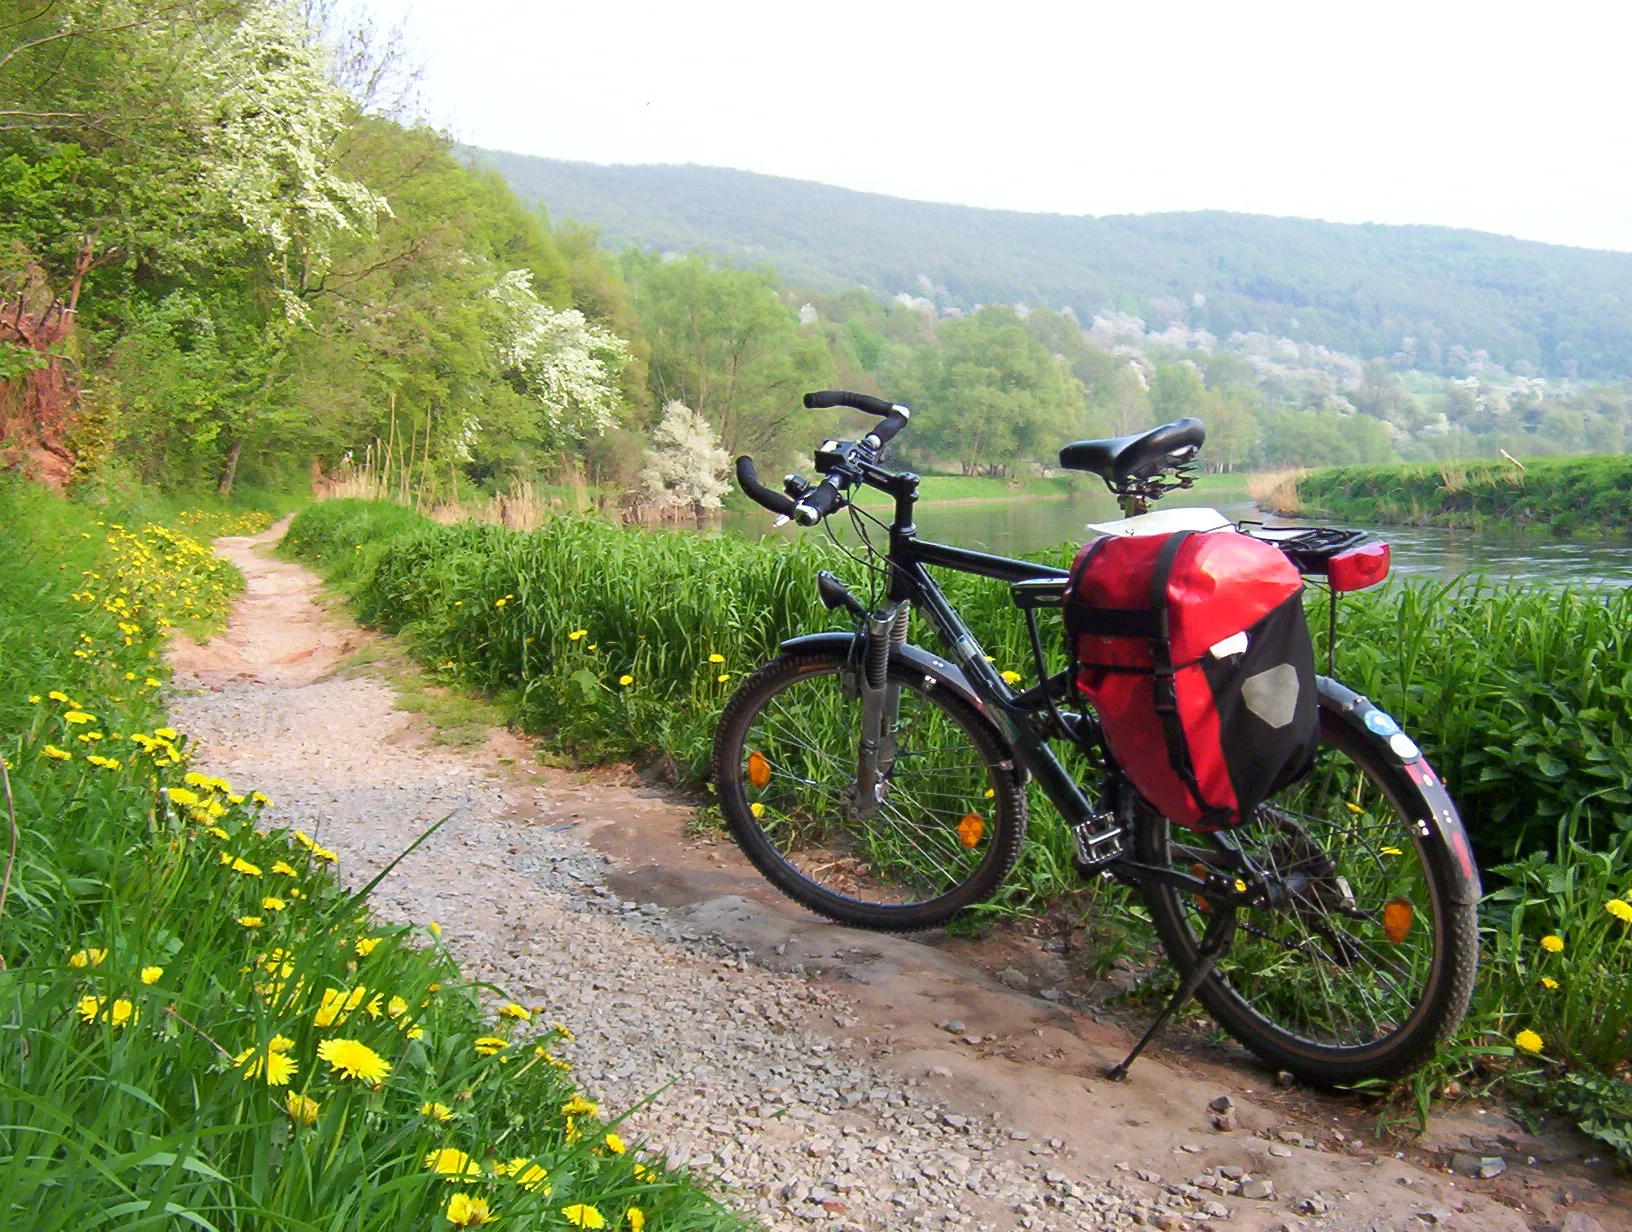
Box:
865, 466, 1100, 830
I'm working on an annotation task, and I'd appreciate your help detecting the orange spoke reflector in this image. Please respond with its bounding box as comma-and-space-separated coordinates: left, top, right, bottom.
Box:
1190, 863, 1211, 914
1383, 897, 1415, 944
957, 812, 985, 849
746, 751, 771, 789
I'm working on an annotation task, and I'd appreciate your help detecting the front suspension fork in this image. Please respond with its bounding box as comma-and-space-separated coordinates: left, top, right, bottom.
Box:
849, 601, 909, 819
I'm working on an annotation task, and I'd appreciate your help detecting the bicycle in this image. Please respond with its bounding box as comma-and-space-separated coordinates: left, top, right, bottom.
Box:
713, 390, 1481, 1084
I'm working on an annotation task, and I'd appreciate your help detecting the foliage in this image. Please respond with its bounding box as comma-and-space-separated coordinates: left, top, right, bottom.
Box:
489, 269, 631, 449
0, 481, 739, 1229
639, 402, 730, 511
1296, 455, 1632, 534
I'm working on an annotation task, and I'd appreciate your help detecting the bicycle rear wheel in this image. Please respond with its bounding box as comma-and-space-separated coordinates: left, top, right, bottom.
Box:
712, 648, 1027, 932
1137, 701, 1478, 1085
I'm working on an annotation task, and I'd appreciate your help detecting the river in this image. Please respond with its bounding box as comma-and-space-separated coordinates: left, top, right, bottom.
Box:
722, 484, 1632, 588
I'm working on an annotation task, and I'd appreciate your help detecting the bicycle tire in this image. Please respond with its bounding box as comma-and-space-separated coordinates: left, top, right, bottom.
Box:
712, 649, 1028, 932
1137, 701, 1479, 1086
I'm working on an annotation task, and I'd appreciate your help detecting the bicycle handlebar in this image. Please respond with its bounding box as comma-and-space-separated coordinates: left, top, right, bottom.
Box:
735, 456, 796, 518
803, 389, 911, 451
737, 390, 913, 525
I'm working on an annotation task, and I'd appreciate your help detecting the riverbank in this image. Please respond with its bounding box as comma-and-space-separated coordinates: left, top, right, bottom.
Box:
1290, 455, 1632, 535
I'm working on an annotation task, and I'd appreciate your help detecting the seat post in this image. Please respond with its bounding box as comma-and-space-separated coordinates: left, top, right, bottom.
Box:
1117, 490, 1149, 518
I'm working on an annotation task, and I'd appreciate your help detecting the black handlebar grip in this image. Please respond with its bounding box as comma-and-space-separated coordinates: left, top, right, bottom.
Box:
792, 477, 843, 526
803, 389, 900, 418
867, 411, 910, 450
736, 455, 796, 516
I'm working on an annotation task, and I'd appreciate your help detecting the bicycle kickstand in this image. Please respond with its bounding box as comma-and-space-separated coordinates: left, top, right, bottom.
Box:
1105, 906, 1238, 1082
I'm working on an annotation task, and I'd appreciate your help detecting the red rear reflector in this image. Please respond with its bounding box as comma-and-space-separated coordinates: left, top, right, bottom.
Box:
1328, 542, 1390, 592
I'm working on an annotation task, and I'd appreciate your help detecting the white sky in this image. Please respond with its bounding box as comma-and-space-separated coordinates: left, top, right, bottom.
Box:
361, 0, 1632, 253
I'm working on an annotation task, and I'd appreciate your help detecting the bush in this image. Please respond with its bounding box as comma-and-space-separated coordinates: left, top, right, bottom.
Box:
0, 482, 738, 1230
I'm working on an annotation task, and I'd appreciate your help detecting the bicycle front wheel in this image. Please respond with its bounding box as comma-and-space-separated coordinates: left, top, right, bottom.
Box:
1137, 701, 1478, 1086
712, 648, 1027, 932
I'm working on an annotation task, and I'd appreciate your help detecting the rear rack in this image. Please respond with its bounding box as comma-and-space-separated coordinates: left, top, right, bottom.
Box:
1237, 521, 1370, 577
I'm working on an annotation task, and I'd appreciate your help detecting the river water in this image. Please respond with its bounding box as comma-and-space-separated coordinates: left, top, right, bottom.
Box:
722, 485, 1632, 589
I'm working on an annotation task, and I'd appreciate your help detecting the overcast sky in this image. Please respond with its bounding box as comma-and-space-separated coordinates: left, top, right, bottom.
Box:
360, 0, 1632, 253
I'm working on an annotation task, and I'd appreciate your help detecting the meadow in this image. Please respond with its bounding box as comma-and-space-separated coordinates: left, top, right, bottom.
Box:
282, 499, 1632, 1164
1294, 455, 1632, 535
0, 482, 741, 1230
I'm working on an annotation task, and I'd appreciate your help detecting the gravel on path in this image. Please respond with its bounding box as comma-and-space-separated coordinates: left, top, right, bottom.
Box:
174, 641, 1173, 1231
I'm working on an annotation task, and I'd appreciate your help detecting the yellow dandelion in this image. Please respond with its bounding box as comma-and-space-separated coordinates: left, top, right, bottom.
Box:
355, 937, 382, 957
561, 1094, 599, 1117
1541, 976, 1560, 990
48, 691, 69, 703
292, 830, 315, 850
618, 674, 633, 687
421, 1101, 453, 1121
251, 791, 271, 806
261, 896, 286, 912
75, 995, 104, 1023
1541, 934, 1564, 953
513, 1161, 549, 1193
1607, 898, 1632, 924
206, 826, 229, 840
708, 653, 725, 663
1000, 670, 1022, 685
107, 999, 137, 1028
562, 1205, 605, 1229
69, 947, 108, 969
140, 966, 163, 985
230, 857, 262, 877
716, 673, 730, 683
154, 727, 178, 741
285, 1091, 320, 1125
312, 846, 337, 862
317, 1037, 391, 1083
1514, 1029, 1544, 1053
626, 1208, 645, 1232
64, 710, 95, 724
237, 916, 264, 929
1380, 846, 1403, 856
569, 629, 588, 641
552, 1020, 575, 1042
632, 1162, 657, 1182
424, 1148, 482, 1179
27, 694, 40, 703
428, 921, 442, 937
604, 1131, 626, 1154
445, 1193, 495, 1226
474, 1036, 508, 1056
388, 995, 409, 1019
271, 860, 298, 876
43, 745, 72, 761
750, 802, 765, 818
498, 1002, 531, 1022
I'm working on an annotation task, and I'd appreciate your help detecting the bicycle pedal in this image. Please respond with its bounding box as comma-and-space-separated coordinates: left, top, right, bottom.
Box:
1070, 814, 1123, 872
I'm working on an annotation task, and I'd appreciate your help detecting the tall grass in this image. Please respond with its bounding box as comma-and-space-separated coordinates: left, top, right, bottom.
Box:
0, 482, 740, 1230
1296, 454, 1632, 535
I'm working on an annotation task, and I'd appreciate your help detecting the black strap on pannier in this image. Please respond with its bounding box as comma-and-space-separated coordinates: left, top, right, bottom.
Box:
1146, 531, 1232, 826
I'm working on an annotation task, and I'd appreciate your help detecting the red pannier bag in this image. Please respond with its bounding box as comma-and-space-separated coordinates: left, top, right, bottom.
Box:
1064, 529, 1319, 831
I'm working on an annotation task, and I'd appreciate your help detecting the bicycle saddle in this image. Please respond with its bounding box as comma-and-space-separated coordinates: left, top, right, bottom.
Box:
1058, 417, 1206, 483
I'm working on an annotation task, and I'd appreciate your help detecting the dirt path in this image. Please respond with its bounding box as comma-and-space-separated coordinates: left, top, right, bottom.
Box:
166, 521, 1627, 1232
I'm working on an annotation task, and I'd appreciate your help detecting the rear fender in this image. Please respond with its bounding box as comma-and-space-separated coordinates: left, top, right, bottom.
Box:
1317, 676, 1481, 905
778, 632, 991, 720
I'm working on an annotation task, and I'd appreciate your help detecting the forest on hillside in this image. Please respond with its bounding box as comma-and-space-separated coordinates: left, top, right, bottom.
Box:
2, 2, 1628, 513
484, 154, 1632, 382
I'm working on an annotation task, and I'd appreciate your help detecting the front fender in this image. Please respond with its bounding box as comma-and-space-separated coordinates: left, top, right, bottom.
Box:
778, 632, 989, 718
1317, 676, 1482, 905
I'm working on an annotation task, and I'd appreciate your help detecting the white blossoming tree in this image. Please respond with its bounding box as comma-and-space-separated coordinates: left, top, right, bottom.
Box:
489, 269, 631, 448
639, 401, 731, 513
197, 1, 392, 321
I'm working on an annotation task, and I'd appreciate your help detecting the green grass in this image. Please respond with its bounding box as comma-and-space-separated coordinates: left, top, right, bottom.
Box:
282, 498, 1632, 1164
0, 481, 742, 1231
1296, 455, 1632, 535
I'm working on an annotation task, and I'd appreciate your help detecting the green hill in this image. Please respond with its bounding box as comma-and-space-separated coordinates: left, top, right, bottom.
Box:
476, 150, 1632, 380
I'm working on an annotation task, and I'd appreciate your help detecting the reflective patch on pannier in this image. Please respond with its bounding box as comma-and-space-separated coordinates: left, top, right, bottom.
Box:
1242, 663, 1302, 729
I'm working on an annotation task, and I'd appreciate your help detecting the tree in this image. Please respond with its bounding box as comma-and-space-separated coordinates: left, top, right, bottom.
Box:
1149, 362, 1205, 422
911, 307, 1083, 475
489, 269, 630, 450
639, 400, 730, 513
625, 253, 831, 464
